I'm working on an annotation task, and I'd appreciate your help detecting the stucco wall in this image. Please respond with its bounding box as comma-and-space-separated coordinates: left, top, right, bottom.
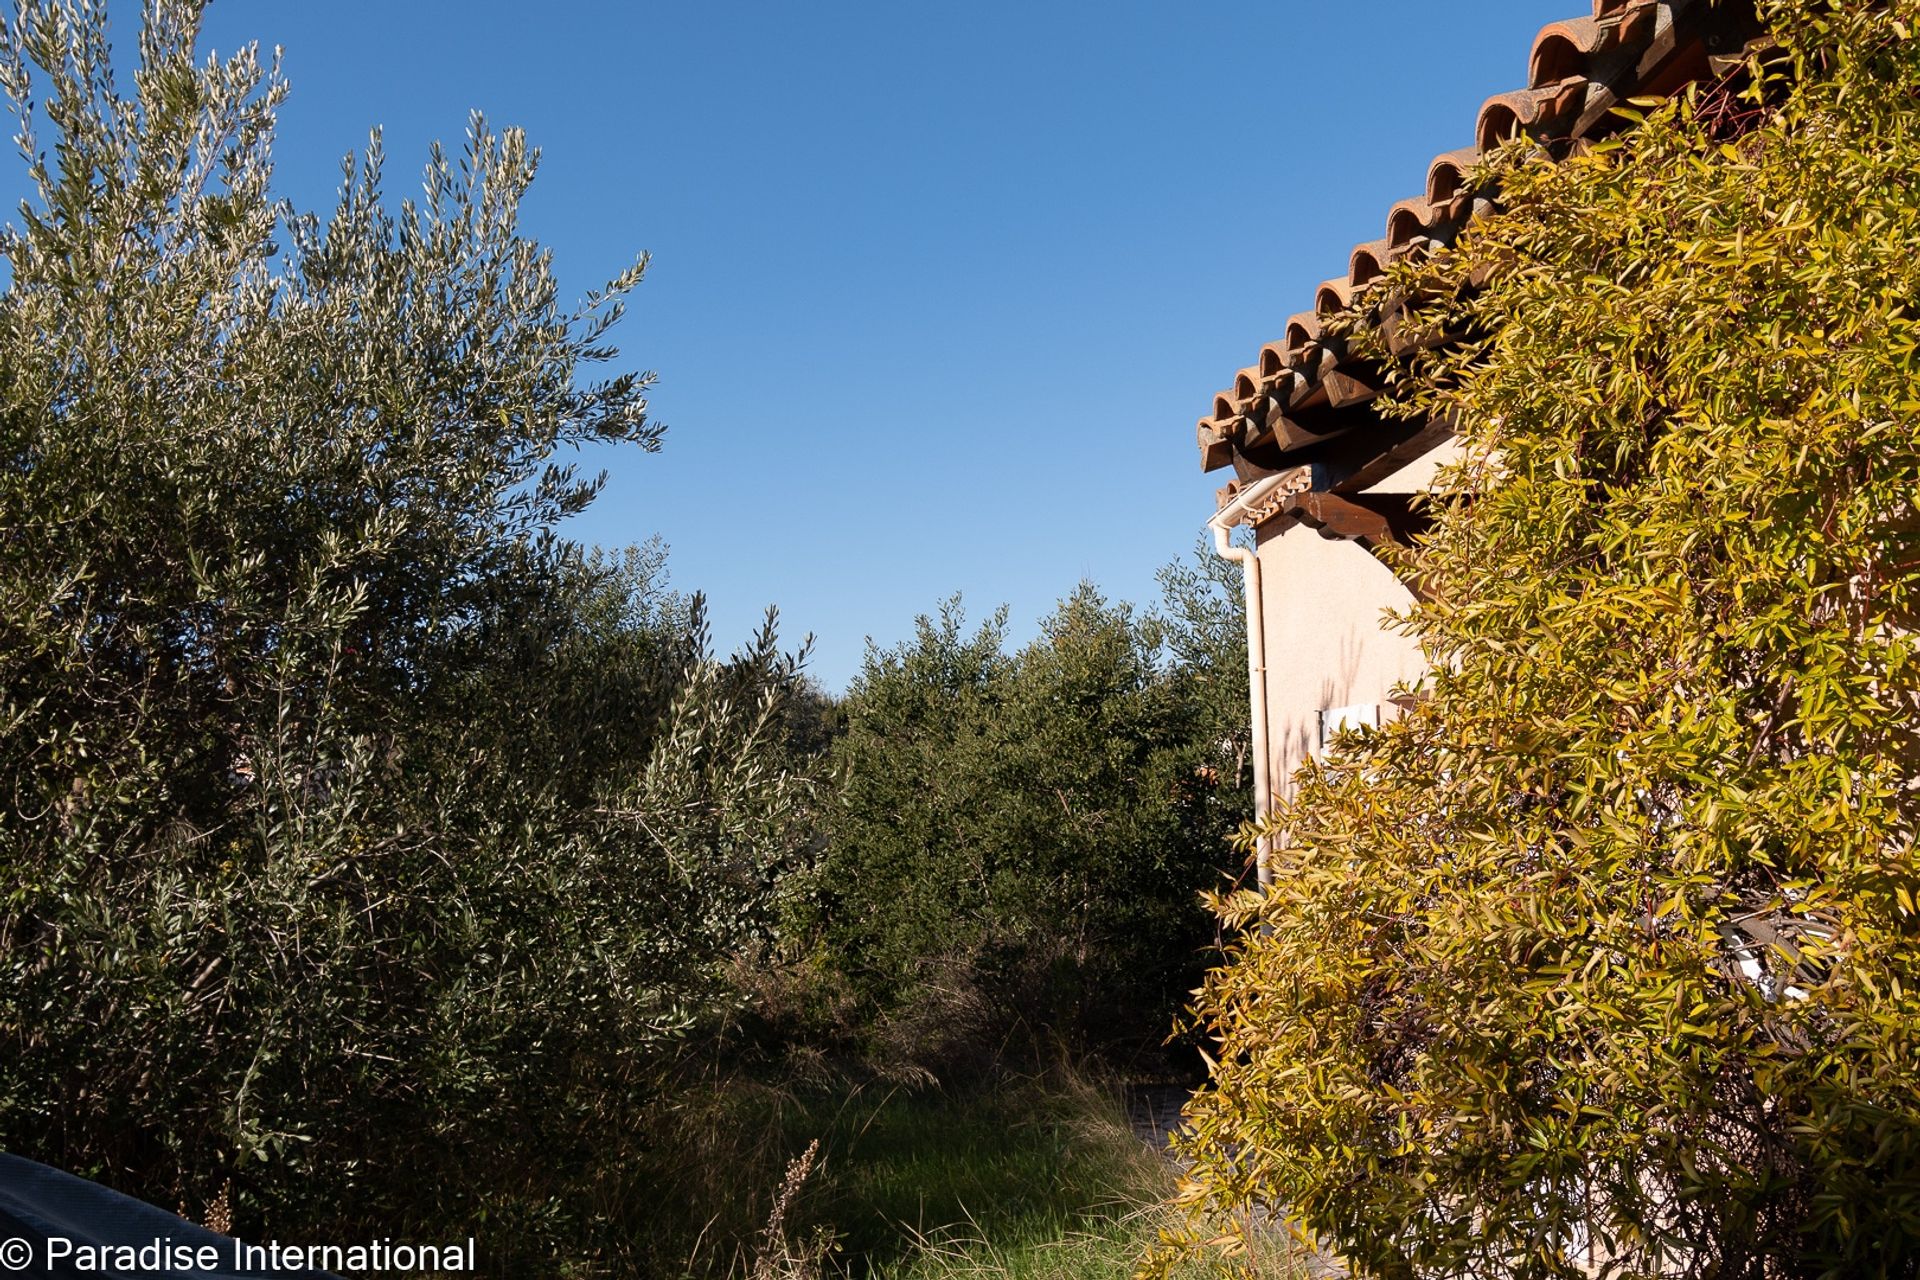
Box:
1363, 434, 1462, 496
1254, 514, 1427, 802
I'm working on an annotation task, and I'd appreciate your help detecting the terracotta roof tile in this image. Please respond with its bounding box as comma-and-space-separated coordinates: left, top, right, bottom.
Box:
1282, 312, 1322, 352
1529, 18, 1611, 86
1198, 0, 1762, 485
1383, 201, 1434, 253
1257, 340, 1292, 380
1348, 239, 1393, 289
1314, 277, 1359, 316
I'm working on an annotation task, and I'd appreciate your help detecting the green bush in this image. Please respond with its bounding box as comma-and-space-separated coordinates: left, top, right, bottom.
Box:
810, 574, 1249, 1068
0, 4, 817, 1269
1169, 3, 1920, 1276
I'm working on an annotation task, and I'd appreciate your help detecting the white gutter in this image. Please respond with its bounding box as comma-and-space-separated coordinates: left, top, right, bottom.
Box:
1207, 470, 1299, 889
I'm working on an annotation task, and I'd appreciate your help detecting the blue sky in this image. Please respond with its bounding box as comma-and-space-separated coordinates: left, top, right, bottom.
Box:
189, 1, 1569, 690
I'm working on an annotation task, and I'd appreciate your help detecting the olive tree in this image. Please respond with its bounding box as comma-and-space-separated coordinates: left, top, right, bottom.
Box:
0, 3, 815, 1269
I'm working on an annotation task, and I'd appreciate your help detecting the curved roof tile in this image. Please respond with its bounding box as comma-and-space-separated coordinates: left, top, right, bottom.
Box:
1282, 312, 1322, 352
1530, 19, 1611, 86
1231, 365, 1263, 410
1425, 147, 1482, 210
1348, 239, 1393, 288
1314, 277, 1357, 315
1257, 340, 1292, 380
1385, 200, 1437, 252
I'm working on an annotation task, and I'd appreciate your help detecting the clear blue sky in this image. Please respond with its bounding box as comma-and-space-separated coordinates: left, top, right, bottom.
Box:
190, 1, 1568, 691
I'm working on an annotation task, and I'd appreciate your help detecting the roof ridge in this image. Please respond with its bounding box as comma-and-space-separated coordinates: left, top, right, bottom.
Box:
1197, 0, 1765, 486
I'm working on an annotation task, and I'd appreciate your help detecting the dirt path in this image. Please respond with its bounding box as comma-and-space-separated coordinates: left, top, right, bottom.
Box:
1123, 1082, 1191, 1149
1123, 1082, 1348, 1278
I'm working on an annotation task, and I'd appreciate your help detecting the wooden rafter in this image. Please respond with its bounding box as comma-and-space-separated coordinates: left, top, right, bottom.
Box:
1285, 491, 1427, 553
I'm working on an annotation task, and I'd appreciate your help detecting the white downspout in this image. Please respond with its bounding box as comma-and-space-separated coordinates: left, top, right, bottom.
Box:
1208, 473, 1292, 890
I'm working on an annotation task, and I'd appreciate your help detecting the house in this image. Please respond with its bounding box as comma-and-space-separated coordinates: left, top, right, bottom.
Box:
1195, 0, 1765, 884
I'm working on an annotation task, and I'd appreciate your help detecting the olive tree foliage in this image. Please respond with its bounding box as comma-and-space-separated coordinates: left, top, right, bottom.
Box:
1158, 535, 1254, 810
0, 1, 815, 1266
1165, 4, 1920, 1277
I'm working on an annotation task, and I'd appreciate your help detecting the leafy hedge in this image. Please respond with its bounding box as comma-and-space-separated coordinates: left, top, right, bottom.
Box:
1168, 3, 1920, 1276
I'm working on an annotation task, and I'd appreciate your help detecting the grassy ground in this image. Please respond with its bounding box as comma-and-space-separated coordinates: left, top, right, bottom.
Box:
671, 1070, 1312, 1280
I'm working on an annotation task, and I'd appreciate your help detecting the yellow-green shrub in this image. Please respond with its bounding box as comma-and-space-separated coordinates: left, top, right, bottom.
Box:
1169, 4, 1920, 1276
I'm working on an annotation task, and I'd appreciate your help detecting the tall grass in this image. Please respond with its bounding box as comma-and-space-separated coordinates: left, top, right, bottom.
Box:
669, 1068, 1313, 1279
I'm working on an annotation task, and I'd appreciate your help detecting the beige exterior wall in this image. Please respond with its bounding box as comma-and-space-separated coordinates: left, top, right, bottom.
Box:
1250, 437, 1458, 803
1363, 434, 1461, 496
1254, 520, 1427, 799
